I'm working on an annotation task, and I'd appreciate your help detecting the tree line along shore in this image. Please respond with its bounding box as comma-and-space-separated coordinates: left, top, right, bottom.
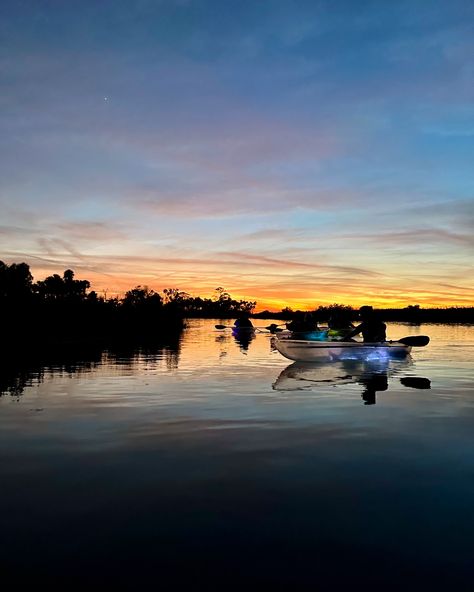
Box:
1, 261, 473, 348
254, 304, 474, 325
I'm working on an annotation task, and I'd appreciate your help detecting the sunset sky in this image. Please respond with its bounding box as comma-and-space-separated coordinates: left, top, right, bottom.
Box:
1, 0, 473, 310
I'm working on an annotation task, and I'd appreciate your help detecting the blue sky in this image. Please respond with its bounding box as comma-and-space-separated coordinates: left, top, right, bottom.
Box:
1, 0, 473, 308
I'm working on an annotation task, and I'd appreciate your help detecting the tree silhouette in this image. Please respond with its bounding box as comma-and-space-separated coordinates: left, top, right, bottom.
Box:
0, 261, 33, 300
123, 286, 162, 308
34, 270, 90, 302
1, 261, 472, 340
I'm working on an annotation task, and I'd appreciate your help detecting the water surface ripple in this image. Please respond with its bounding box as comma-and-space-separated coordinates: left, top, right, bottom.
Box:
1, 321, 473, 588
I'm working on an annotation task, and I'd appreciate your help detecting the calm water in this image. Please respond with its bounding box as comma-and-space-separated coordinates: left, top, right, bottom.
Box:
1, 321, 473, 588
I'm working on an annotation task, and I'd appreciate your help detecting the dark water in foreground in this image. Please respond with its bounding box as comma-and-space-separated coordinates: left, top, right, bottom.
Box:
1, 321, 473, 589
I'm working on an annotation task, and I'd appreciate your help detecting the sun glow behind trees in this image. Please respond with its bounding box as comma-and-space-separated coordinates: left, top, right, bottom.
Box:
16, 257, 473, 312
1, 2, 473, 309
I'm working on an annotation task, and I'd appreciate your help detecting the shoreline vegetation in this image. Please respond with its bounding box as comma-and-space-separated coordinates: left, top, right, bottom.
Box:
1, 261, 472, 397
1, 262, 473, 350
253, 304, 474, 325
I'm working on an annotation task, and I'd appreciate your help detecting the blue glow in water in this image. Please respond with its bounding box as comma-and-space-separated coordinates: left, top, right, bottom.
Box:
366, 349, 390, 361
338, 348, 390, 362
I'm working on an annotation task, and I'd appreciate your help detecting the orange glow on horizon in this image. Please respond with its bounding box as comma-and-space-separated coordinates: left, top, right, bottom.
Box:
3, 3, 474, 324
23, 263, 474, 312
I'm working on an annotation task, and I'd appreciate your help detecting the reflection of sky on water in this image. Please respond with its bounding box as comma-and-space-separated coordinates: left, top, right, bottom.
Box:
1, 321, 473, 586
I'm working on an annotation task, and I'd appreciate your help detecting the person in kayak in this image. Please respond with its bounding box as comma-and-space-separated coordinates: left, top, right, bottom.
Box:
343, 306, 386, 342
234, 313, 254, 329
328, 309, 354, 337
286, 312, 317, 333
286, 312, 328, 340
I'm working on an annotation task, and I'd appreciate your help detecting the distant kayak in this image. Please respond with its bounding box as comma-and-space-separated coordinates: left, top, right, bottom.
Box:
271, 337, 425, 362
232, 327, 256, 336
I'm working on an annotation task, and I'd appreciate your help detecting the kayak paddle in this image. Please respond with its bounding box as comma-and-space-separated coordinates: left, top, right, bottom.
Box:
215, 324, 264, 333
215, 324, 284, 333
393, 335, 430, 347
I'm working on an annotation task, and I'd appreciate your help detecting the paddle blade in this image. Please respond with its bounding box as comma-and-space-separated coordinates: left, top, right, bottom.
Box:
215, 324, 229, 330
397, 335, 430, 347
265, 323, 286, 333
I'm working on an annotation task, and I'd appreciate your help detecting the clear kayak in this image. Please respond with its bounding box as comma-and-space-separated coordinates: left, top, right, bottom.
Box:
271, 336, 412, 362
232, 327, 256, 336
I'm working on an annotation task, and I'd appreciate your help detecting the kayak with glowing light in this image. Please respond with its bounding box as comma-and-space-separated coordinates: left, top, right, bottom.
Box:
231, 327, 256, 337
271, 335, 429, 362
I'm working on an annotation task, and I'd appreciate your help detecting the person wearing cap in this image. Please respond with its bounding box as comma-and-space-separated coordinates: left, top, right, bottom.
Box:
344, 306, 386, 342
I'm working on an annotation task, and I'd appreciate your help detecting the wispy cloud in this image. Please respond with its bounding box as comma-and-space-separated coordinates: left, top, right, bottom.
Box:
338, 229, 474, 248
1, 1, 473, 308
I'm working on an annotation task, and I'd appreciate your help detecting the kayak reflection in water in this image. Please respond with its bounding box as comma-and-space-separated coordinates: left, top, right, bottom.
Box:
232, 329, 255, 352
233, 313, 256, 352
360, 371, 431, 404
359, 372, 388, 405
273, 358, 430, 405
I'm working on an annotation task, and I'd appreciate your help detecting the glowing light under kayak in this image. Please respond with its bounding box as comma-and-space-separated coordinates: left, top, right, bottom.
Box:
272, 338, 411, 362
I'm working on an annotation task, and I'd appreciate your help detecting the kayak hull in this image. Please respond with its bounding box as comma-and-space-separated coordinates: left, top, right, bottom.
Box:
232, 327, 256, 336
272, 338, 411, 362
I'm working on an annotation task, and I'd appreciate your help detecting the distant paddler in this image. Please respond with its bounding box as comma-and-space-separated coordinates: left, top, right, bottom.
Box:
232, 313, 256, 350
233, 313, 254, 330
